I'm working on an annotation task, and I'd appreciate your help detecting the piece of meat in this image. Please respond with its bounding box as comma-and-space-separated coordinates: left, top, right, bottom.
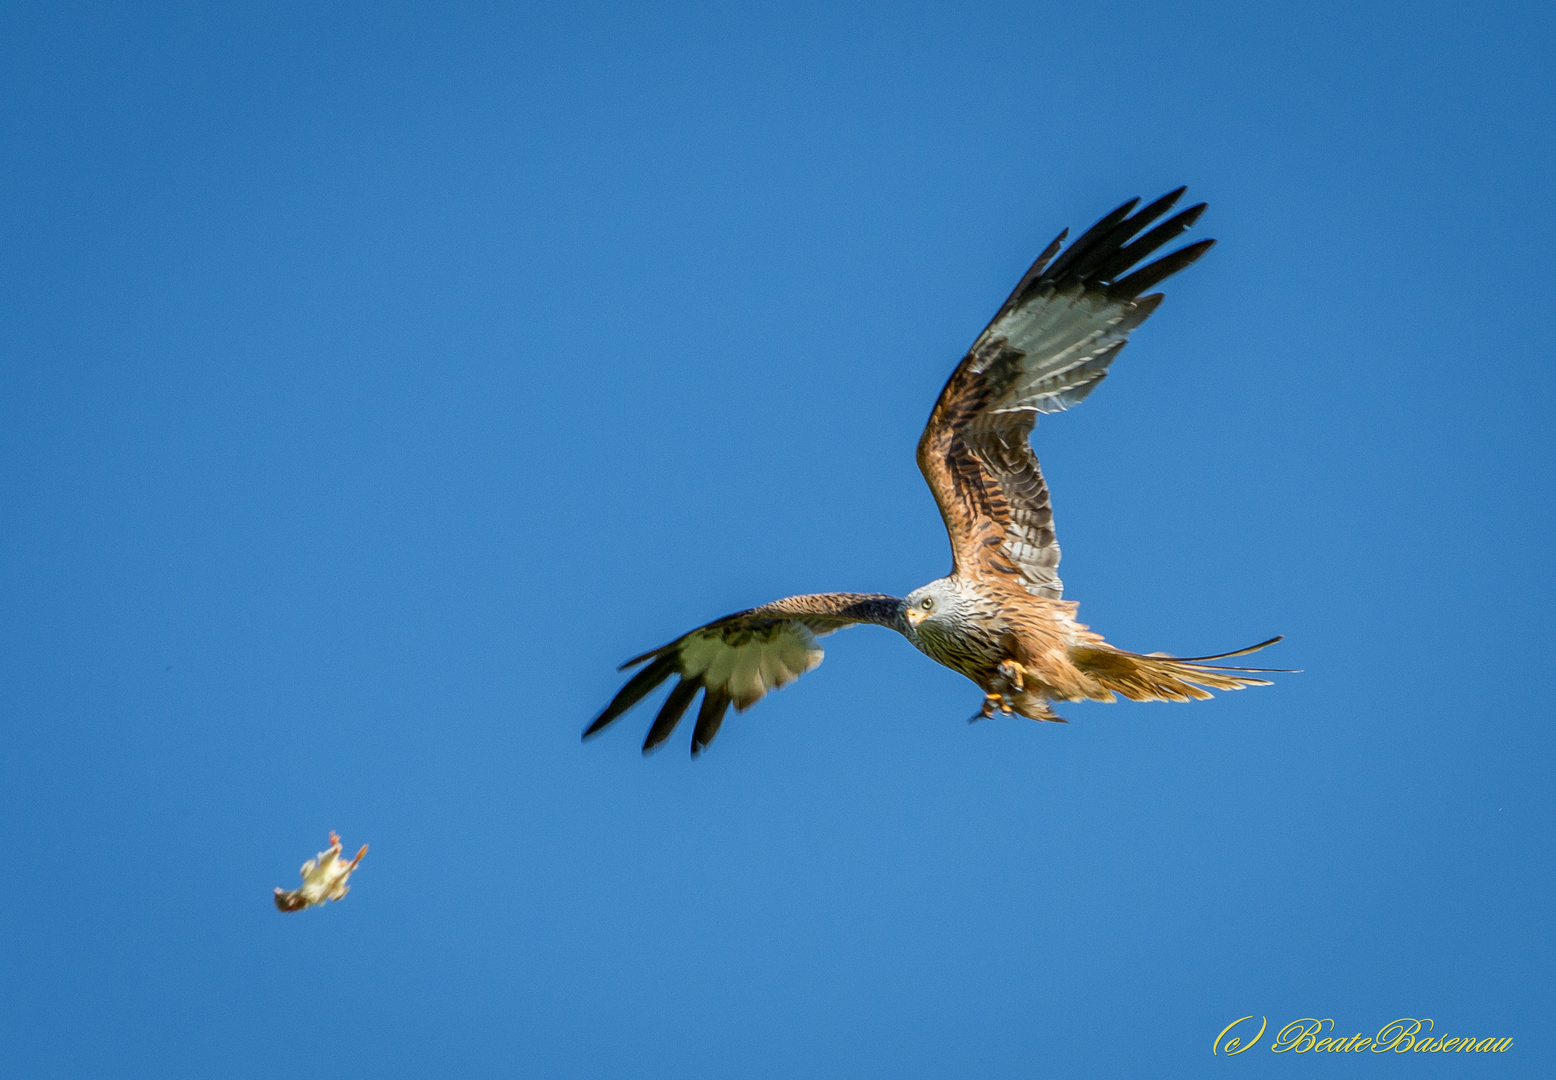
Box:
273, 831, 367, 913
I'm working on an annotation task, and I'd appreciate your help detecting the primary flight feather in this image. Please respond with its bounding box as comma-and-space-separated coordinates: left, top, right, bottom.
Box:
585, 189, 1286, 756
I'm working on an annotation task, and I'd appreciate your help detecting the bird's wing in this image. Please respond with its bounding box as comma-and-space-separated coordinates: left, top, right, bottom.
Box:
583, 593, 905, 757
917, 188, 1213, 597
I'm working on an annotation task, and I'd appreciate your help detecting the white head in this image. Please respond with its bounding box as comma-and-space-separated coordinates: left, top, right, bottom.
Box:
903, 577, 968, 635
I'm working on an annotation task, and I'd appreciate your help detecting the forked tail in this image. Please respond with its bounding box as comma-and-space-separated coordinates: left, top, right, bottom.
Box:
1068, 636, 1292, 704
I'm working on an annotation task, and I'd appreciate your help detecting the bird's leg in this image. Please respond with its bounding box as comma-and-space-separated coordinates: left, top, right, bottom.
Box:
991, 661, 1019, 716
997, 660, 1025, 692
969, 660, 1028, 723
968, 694, 1003, 723
969, 692, 1016, 722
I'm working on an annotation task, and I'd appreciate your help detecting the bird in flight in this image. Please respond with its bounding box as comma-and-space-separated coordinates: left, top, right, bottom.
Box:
585, 189, 1285, 757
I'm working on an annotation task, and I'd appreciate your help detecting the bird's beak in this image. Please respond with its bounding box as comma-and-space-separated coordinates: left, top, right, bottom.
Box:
906, 607, 925, 628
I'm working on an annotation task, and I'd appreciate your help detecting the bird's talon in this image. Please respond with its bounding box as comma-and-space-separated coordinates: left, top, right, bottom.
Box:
996, 660, 1025, 691
969, 693, 1005, 722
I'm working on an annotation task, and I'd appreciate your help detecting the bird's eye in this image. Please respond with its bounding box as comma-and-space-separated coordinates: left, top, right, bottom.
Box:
921, 597, 934, 610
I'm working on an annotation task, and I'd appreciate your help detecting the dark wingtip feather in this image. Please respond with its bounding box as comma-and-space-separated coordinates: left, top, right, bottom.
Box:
690, 691, 731, 758
1091, 202, 1206, 283
1110, 238, 1216, 298
617, 645, 669, 671
996, 228, 1070, 318
642, 679, 699, 754
1036, 189, 1203, 290
1097, 187, 1187, 254
1027, 229, 1068, 278
1095, 196, 1143, 227
1042, 198, 1141, 281
583, 654, 679, 739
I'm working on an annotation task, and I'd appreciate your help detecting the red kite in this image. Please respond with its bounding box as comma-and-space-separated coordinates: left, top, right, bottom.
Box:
586, 190, 1285, 756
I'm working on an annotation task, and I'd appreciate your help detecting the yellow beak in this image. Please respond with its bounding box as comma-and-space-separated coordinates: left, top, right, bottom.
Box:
906, 607, 926, 627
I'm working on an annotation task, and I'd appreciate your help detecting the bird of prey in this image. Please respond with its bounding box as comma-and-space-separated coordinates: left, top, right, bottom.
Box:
584, 189, 1284, 757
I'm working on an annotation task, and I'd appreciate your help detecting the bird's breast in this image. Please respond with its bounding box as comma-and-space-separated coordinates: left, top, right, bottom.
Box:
910, 617, 1006, 684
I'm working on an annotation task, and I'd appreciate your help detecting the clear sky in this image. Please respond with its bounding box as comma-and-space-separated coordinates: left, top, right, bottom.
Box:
2, 1, 1552, 1076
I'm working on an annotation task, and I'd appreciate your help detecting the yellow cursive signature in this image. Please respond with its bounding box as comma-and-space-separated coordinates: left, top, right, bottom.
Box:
1213, 1017, 1511, 1055
1213, 1016, 1267, 1055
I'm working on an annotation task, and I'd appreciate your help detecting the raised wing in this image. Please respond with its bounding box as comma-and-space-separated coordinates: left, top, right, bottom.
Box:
583, 593, 906, 757
917, 188, 1213, 597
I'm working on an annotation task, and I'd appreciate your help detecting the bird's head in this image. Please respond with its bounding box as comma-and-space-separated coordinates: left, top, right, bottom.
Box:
903, 578, 963, 634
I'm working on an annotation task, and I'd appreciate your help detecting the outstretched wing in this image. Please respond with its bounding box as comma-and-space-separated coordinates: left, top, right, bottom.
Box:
917, 188, 1213, 597
583, 593, 905, 757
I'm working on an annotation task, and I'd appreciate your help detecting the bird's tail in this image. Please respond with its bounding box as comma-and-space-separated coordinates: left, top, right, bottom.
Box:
1067, 636, 1291, 703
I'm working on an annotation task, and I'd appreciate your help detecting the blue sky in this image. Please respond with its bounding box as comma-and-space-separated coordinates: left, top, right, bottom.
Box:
2, 1, 1552, 1076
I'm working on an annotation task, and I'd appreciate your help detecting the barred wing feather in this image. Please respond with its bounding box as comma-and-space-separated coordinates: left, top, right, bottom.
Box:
918, 188, 1214, 598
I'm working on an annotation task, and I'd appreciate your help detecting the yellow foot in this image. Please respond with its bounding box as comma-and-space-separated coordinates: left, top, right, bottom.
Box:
996, 660, 1026, 691
968, 693, 1015, 723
